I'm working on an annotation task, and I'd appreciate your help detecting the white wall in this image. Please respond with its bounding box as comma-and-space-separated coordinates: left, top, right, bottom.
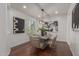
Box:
8, 7, 38, 47
8, 8, 32, 47
0, 3, 10, 56
67, 3, 79, 56
54, 16, 67, 41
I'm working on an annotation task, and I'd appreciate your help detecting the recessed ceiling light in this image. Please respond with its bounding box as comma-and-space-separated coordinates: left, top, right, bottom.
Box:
55, 11, 58, 14
39, 21, 42, 24
23, 5, 27, 8
38, 15, 41, 18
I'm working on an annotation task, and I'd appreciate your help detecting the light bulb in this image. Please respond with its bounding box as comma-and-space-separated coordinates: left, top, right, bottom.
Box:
55, 11, 58, 14
23, 5, 27, 8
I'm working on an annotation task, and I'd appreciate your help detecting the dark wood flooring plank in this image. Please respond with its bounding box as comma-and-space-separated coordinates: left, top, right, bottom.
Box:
9, 41, 73, 56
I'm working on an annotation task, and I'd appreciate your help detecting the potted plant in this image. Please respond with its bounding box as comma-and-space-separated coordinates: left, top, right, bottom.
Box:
38, 27, 48, 36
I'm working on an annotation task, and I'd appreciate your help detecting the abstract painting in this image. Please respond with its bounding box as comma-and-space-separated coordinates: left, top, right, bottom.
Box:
72, 4, 79, 31
13, 17, 25, 33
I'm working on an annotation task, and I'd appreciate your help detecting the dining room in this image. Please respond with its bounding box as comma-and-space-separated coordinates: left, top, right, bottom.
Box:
7, 3, 73, 56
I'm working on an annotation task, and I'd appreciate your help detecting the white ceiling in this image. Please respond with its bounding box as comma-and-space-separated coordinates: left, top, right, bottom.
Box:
10, 3, 71, 19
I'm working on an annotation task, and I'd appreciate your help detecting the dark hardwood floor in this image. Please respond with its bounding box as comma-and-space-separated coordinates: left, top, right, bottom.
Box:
9, 41, 73, 56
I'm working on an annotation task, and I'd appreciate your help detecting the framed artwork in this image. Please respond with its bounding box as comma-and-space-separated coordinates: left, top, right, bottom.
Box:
13, 17, 25, 33
72, 4, 79, 31
49, 21, 58, 32
44, 21, 58, 32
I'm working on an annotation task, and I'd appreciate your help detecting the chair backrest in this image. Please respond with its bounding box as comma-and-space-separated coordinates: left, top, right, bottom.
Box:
51, 35, 57, 48
30, 35, 40, 48
30, 35, 48, 49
